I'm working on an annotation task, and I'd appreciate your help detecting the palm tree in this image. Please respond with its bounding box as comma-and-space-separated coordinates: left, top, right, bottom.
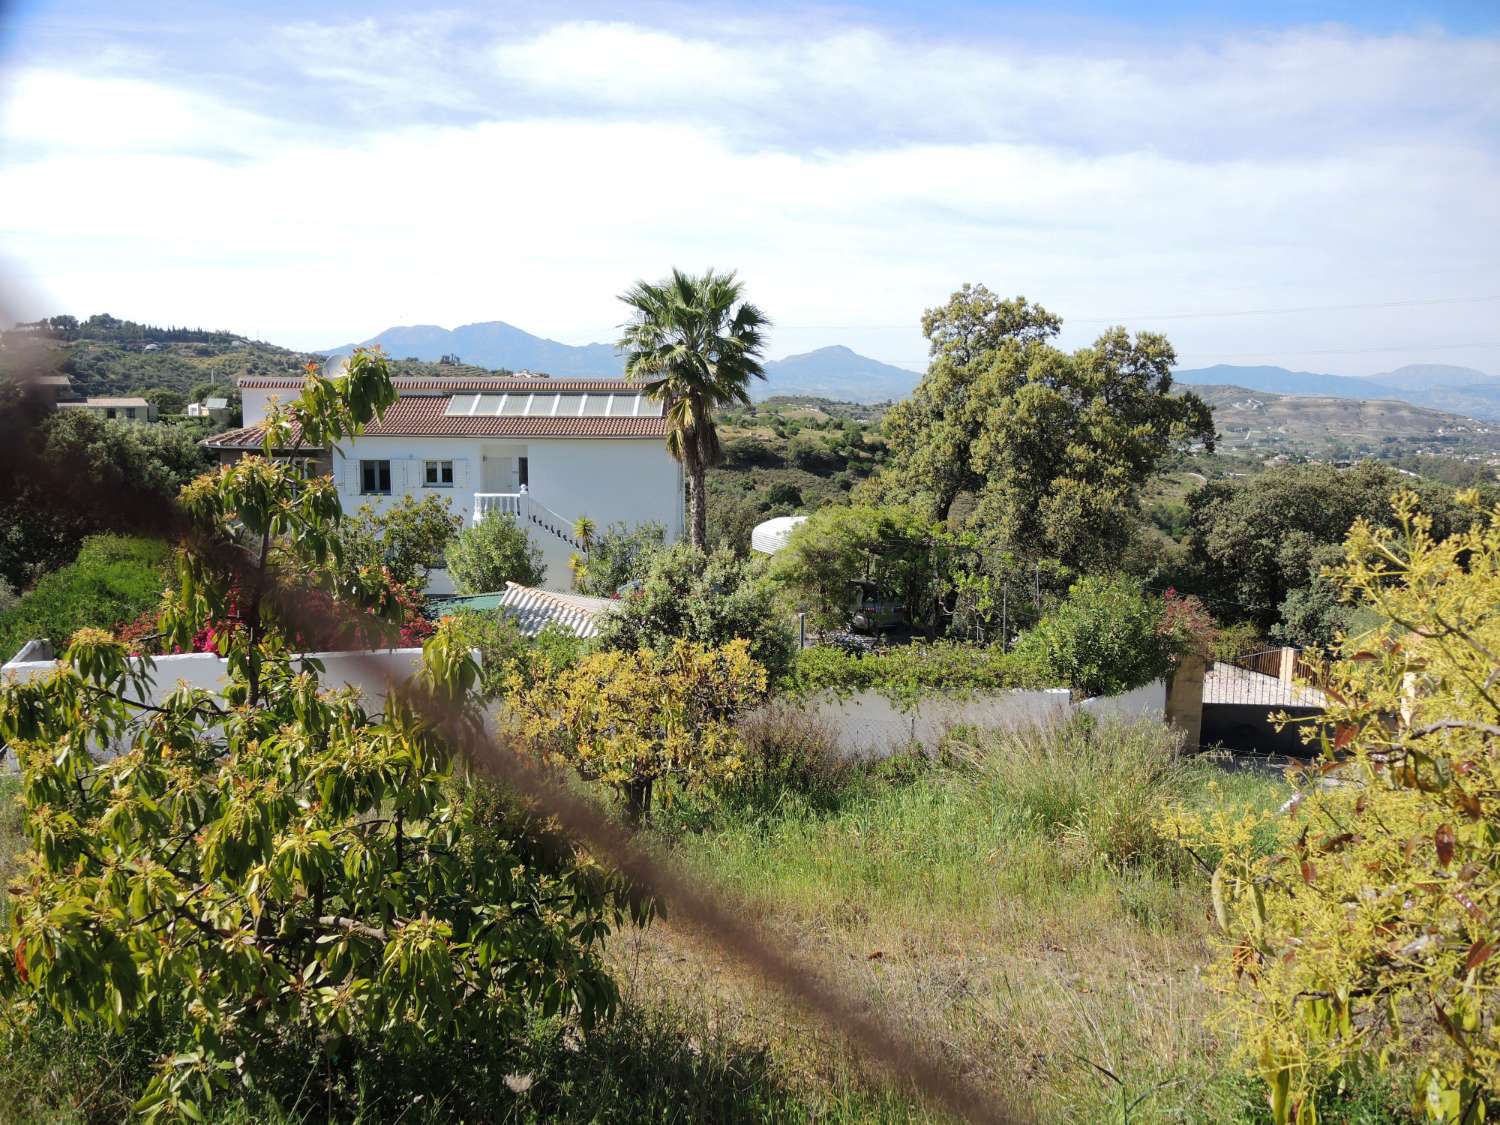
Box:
618, 268, 769, 549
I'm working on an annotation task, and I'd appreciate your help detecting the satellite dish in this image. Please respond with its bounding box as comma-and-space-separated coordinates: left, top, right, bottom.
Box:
322, 353, 351, 380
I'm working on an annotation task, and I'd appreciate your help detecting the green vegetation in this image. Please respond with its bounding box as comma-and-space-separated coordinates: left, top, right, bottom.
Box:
0, 534, 170, 662
445, 511, 547, 593
338, 492, 461, 590
1180, 460, 1487, 644
596, 542, 796, 682
572, 520, 666, 596
614, 717, 1415, 1123
880, 285, 1215, 572
1160, 492, 1500, 1122
0, 391, 213, 589
1011, 574, 1178, 698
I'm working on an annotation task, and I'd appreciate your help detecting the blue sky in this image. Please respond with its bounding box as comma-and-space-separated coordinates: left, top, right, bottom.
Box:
1, 1, 1497, 373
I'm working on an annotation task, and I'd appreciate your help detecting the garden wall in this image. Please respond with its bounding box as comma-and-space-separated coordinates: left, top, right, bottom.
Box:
1, 646, 430, 714
798, 678, 1167, 760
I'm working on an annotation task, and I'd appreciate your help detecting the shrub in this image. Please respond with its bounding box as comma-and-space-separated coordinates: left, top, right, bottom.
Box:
339, 492, 461, 591
1156, 491, 1500, 1122
597, 543, 796, 682
0, 534, 170, 663
724, 701, 850, 812
505, 639, 768, 822
1011, 575, 1175, 697
720, 436, 783, 469
786, 432, 843, 472
574, 520, 666, 596
446, 512, 546, 593
787, 639, 1048, 706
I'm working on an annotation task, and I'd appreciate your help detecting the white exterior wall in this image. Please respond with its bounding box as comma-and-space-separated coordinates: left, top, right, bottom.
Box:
241, 387, 283, 427
329, 435, 682, 592
793, 679, 1169, 760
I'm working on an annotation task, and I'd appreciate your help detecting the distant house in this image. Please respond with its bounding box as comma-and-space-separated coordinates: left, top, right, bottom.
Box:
202, 372, 684, 592
186, 396, 230, 419
58, 397, 157, 423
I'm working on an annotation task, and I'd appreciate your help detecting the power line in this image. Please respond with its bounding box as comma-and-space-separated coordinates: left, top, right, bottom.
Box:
1186, 340, 1500, 361
773, 293, 1500, 333
1069, 293, 1500, 324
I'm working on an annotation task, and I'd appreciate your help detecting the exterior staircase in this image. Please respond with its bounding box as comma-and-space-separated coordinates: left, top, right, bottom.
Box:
474, 492, 582, 551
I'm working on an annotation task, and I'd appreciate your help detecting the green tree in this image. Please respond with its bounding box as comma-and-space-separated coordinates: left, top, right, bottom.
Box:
338, 493, 462, 591
1183, 461, 1482, 633
1157, 491, 1500, 1123
443, 513, 546, 594
141, 386, 186, 415
0, 352, 633, 1118
597, 542, 795, 682
1011, 574, 1175, 697
573, 520, 666, 597
618, 268, 770, 548
770, 504, 945, 633
881, 285, 1214, 571
0, 388, 213, 589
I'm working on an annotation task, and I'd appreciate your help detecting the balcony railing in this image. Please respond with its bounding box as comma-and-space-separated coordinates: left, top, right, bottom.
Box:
474, 492, 523, 521
472, 491, 582, 551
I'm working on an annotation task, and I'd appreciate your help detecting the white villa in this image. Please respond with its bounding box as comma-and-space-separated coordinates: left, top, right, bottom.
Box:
202, 372, 683, 591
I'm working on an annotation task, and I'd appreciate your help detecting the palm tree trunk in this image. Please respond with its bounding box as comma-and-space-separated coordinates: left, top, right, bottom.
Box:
689, 459, 708, 549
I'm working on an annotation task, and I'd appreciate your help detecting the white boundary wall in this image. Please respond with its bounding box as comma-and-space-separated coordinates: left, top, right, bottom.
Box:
797, 679, 1167, 760
2, 648, 428, 712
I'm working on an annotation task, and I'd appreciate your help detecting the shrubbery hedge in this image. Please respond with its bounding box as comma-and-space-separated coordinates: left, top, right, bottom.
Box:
785, 640, 1051, 707
0, 535, 171, 662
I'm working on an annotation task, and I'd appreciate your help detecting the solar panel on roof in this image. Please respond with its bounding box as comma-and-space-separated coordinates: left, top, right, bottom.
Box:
445, 394, 478, 416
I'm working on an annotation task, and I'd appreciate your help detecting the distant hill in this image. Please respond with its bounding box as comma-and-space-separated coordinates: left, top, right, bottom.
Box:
329, 323, 920, 401
1188, 383, 1500, 459
325, 321, 624, 378
1365, 363, 1500, 391
1173, 364, 1405, 400
1175, 363, 1500, 422
759, 346, 920, 402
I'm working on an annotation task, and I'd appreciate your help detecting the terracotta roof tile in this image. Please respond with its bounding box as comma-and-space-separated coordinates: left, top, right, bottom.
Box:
240, 375, 636, 393
202, 399, 665, 447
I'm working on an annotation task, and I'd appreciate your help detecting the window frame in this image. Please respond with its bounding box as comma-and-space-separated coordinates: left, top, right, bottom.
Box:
423, 459, 454, 488
360, 459, 392, 495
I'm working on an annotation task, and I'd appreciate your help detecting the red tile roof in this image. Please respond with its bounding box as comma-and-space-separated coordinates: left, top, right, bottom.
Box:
202, 397, 666, 448
240, 375, 638, 393
200, 423, 320, 451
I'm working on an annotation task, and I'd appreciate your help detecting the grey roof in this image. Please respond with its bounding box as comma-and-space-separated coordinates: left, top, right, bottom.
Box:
60, 397, 151, 408
205, 397, 229, 409
498, 582, 616, 639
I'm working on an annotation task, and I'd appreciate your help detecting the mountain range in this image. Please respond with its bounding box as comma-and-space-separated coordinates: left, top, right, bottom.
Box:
326, 320, 1500, 417
326, 322, 920, 402
1173, 363, 1500, 422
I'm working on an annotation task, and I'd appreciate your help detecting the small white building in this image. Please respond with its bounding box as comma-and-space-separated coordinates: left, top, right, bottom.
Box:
186, 396, 230, 419
58, 396, 157, 422
203, 373, 684, 592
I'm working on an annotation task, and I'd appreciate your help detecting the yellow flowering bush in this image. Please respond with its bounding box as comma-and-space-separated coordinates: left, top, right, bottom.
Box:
1157, 490, 1500, 1123
505, 638, 768, 821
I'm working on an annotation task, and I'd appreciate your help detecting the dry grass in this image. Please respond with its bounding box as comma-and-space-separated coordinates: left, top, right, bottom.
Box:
616, 717, 1291, 1123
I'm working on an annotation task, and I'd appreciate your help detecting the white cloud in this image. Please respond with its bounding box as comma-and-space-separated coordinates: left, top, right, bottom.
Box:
1, 14, 1498, 374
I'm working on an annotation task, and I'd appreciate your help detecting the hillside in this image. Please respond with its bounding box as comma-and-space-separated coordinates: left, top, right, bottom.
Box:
1191, 382, 1500, 461
327, 321, 621, 378
0, 316, 509, 401
1175, 361, 1500, 421
328, 321, 919, 400
0, 315, 317, 400
759, 346, 919, 402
